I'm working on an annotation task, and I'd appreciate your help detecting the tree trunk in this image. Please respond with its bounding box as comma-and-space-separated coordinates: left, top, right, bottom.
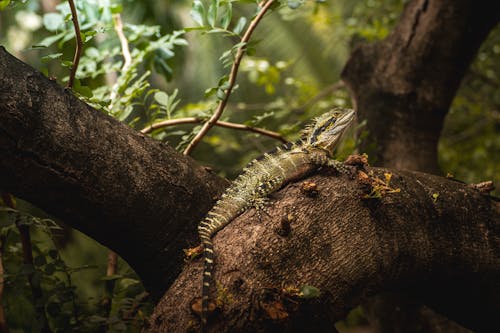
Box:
341, 0, 500, 174
144, 168, 499, 333
0, 46, 227, 298
341, 0, 499, 331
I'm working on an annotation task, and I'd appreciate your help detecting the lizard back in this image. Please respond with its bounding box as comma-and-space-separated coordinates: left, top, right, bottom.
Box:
198, 108, 355, 331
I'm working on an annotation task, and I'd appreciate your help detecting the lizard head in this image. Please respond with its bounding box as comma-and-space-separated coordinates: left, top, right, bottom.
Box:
304, 107, 356, 155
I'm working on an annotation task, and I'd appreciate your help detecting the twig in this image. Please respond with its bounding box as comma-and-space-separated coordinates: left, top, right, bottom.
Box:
183, 0, 276, 155
0, 234, 10, 333
113, 14, 132, 70
0, 193, 52, 333
99, 251, 118, 333
141, 117, 287, 143
67, 0, 83, 89
109, 13, 132, 109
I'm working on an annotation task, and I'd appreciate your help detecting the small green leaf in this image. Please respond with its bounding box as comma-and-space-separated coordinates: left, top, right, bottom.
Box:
204, 87, 217, 98
299, 285, 321, 299
207, 0, 219, 27
220, 2, 232, 30
154, 91, 169, 106
190, 0, 206, 26
48, 249, 58, 259
233, 17, 247, 35
216, 88, 226, 100
61, 60, 73, 67
43, 13, 64, 31
41, 53, 63, 63
287, 0, 303, 9
33, 32, 65, 48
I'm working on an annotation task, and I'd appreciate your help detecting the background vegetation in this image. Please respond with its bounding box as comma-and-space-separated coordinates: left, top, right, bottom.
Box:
0, 0, 498, 331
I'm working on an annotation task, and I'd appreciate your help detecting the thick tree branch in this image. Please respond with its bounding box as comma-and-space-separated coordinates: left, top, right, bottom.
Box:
145, 168, 499, 333
341, 0, 500, 173
0, 46, 227, 298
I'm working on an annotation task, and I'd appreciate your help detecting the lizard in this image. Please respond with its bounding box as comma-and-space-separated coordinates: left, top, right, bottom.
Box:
197, 107, 356, 331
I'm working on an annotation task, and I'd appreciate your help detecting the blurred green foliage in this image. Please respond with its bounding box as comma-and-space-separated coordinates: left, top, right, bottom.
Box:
0, 0, 498, 332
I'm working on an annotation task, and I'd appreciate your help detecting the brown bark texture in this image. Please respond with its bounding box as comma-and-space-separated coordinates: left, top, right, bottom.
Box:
341, 0, 500, 174
145, 168, 499, 333
0, 46, 227, 297
341, 0, 500, 331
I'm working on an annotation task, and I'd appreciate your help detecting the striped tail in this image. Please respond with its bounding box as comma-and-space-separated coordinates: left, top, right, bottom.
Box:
199, 221, 216, 332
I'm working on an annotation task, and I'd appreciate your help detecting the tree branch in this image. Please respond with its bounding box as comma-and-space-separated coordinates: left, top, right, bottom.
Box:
67, 0, 83, 89
0, 46, 227, 298
141, 117, 287, 143
183, 0, 276, 155
145, 168, 499, 332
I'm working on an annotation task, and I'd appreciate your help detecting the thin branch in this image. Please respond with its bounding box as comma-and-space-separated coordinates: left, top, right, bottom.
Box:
113, 14, 132, 70
183, 0, 276, 155
100, 251, 118, 332
67, 0, 83, 89
141, 117, 287, 143
108, 13, 132, 110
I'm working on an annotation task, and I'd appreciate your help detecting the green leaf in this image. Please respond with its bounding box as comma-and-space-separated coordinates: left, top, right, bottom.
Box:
299, 285, 321, 299
190, 0, 206, 26
32, 32, 65, 48
61, 60, 73, 67
287, 0, 303, 9
41, 53, 63, 63
233, 17, 247, 35
43, 13, 65, 31
48, 249, 58, 259
204, 86, 217, 98
220, 2, 232, 30
216, 88, 226, 100
0, 0, 11, 11
207, 0, 219, 27
154, 57, 173, 80
154, 91, 169, 106
44, 263, 56, 275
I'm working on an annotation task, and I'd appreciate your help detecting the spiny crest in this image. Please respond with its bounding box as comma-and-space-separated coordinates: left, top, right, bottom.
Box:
302, 107, 356, 154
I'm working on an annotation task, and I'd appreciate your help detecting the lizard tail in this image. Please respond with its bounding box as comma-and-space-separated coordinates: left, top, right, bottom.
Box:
199, 223, 215, 332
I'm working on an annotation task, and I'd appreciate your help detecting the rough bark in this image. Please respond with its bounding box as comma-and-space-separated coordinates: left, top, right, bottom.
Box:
341, 0, 500, 174
145, 168, 499, 333
342, 1, 500, 330
0, 46, 227, 298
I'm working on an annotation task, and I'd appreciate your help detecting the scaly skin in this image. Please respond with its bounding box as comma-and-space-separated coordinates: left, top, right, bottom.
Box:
198, 108, 356, 331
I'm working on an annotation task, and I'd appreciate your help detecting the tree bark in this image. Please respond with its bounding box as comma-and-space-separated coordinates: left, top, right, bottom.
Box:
144, 167, 499, 333
0, 46, 227, 298
341, 0, 500, 174
342, 1, 499, 330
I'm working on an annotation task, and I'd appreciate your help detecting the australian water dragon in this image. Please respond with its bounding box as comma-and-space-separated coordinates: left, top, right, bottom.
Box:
197, 107, 356, 330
